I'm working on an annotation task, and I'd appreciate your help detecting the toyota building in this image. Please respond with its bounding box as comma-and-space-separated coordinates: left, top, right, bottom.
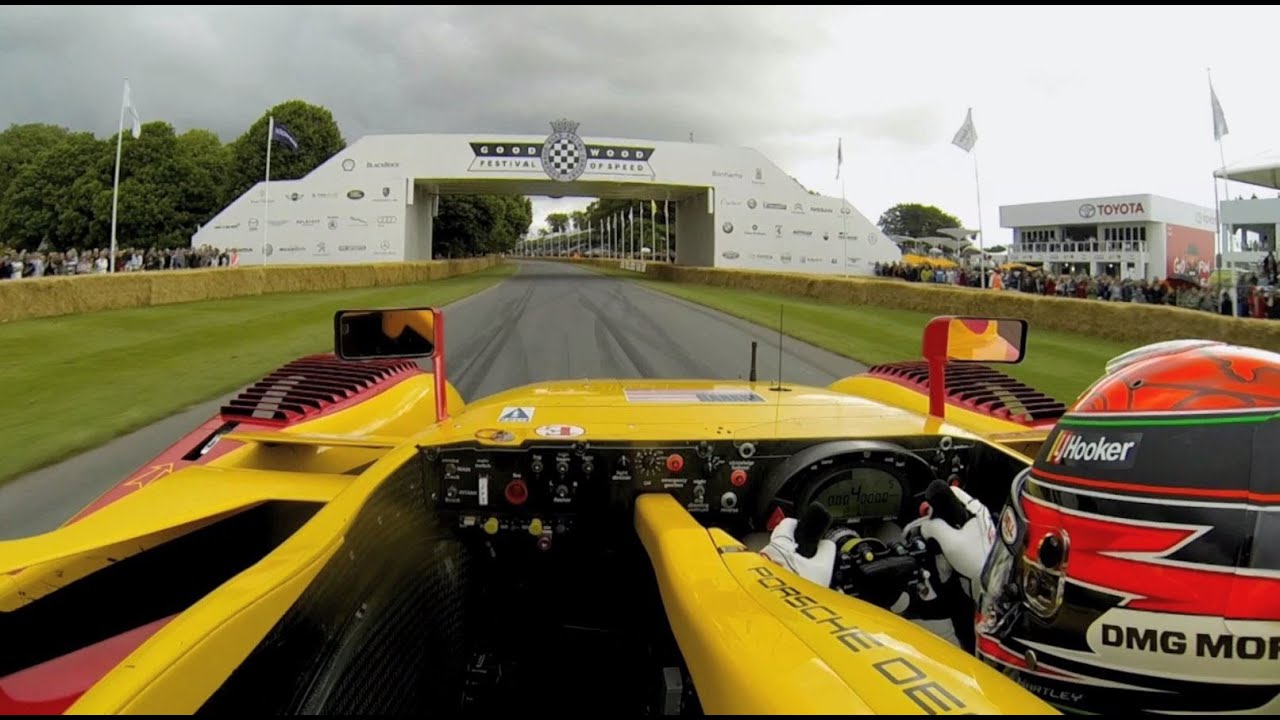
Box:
999, 194, 1218, 282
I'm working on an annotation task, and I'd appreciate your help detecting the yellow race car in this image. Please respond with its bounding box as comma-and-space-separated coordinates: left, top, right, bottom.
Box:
0, 308, 1064, 716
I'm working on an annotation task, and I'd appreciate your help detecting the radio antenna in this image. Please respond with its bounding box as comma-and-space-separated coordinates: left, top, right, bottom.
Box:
772, 304, 788, 392
749, 341, 758, 382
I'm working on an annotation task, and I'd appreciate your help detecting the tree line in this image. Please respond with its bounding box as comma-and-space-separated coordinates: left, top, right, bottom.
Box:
0, 99, 531, 256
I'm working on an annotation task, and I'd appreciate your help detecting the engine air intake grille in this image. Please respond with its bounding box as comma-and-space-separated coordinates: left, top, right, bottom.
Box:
867, 360, 1067, 426
220, 354, 421, 426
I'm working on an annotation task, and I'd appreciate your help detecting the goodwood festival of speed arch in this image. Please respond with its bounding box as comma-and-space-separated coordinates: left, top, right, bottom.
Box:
190, 119, 904, 275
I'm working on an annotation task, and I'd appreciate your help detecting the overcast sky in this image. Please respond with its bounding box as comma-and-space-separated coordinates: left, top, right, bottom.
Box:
2, 4, 1277, 243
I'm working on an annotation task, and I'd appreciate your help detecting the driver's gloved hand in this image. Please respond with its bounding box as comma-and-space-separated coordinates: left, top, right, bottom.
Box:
913, 485, 996, 598
760, 518, 837, 587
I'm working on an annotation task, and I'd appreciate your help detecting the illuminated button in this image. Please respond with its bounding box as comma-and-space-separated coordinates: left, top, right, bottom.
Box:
730, 469, 748, 487
483, 517, 500, 535
666, 454, 684, 472
528, 518, 544, 536
505, 479, 529, 505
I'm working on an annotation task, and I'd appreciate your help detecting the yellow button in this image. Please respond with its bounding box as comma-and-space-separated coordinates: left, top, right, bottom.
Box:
528, 518, 543, 536
483, 517, 500, 535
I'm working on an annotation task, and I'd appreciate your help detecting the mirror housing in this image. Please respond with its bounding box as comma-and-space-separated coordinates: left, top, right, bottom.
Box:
334, 307, 438, 360
921, 316, 1028, 418
333, 307, 449, 422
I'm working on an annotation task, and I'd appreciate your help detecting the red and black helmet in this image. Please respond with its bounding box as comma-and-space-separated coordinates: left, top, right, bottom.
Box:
976, 340, 1280, 714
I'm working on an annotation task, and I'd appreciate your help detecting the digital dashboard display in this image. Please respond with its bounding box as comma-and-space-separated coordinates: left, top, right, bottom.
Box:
815, 468, 904, 520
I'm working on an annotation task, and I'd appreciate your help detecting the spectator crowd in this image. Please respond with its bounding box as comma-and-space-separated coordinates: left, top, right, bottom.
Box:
873, 253, 1280, 321
0, 246, 240, 279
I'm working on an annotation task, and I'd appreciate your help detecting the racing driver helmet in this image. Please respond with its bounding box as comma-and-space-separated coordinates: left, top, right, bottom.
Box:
974, 339, 1280, 714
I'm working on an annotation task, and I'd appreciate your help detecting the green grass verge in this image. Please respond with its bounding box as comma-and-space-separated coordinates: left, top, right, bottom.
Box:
601, 268, 1138, 404
0, 263, 515, 485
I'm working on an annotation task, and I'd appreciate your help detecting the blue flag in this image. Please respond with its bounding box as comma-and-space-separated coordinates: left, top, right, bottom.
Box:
272, 123, 300, 151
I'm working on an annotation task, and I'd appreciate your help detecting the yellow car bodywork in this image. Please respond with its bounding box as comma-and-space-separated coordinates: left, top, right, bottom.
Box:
0, 363, 1057, 715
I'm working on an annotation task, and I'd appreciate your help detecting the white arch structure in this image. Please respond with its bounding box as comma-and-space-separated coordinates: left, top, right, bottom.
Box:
191, 119, 902, 275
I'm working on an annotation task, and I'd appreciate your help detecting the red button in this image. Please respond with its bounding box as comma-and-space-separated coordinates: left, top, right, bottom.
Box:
505, 479, 529, 505
666, 454, 684, 472
730, 469, 748, 487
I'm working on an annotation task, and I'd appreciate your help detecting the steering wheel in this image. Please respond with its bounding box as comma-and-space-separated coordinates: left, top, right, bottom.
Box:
778, 478, 976, 620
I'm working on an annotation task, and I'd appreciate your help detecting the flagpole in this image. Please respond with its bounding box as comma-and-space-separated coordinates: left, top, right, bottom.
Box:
263, 115, 274, 265
1208, 67, 1235, 316
842, 178, 849, 278
972, 148, 987, 289
108, 80, 128, 274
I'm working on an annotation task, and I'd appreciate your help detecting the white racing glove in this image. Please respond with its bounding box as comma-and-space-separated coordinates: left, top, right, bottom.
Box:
908, 485, 996, 598
760, 517, 837, 587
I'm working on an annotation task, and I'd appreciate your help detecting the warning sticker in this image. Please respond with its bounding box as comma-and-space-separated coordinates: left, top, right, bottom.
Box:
498, 407, 535, 423
624, 389, 766, 404
536, 425, 585, 438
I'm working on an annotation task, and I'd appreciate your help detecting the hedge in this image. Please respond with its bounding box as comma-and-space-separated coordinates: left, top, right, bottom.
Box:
0, 257, 500, 324
558, 258, 1280, 353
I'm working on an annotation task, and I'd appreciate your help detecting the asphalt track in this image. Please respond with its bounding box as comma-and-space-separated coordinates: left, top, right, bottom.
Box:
0, 260, 865, 540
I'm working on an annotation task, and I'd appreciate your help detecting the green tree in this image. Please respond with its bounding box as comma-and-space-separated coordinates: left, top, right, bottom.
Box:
175, 128, 231, 232
0, 131, 108, 250
876, 203, 963, 239
435, 195, 533, 256
0, 123, 72, 209
224, 100, 346, 204
545, 212, 570, 233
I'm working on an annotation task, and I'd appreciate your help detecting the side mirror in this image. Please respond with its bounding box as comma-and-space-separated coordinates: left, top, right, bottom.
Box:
921, 316, 1028, 419
334, 307, 439, 360
923, 316, 1027, 365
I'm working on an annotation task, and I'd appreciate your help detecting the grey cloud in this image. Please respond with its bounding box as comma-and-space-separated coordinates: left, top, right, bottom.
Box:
0, 5, 840, 149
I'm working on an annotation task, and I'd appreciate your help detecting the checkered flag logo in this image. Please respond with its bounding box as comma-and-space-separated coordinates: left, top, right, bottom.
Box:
541, 118, 588, 182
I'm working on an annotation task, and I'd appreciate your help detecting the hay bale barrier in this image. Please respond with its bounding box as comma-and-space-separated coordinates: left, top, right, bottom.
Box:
0, 256, 500, 324
560, 258, 1280, 353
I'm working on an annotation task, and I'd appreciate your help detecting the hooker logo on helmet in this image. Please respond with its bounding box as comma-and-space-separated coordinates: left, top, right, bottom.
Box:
1047, 430, 1141, 469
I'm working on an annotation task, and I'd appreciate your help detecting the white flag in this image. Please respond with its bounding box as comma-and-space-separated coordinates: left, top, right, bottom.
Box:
952, 108, 977, 153
1210, 80, 1229, 141
836, 138, 843, 179
122, 80, 141, 139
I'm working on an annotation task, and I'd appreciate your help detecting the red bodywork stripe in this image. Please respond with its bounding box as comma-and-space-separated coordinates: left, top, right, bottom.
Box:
0, 615, 175, 715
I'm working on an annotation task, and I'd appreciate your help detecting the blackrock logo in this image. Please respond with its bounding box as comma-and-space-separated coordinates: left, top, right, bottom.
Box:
468, 119, 655, 182
342, 159, 356, 172
722, 221, 734, 234
367, 161, 400, 169
1046, 430, 1142, 469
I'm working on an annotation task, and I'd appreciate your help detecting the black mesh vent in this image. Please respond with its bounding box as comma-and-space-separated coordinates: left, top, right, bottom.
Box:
199, 452, 473, 715
220, 354, 420, 425
867, 360, 1067, 424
